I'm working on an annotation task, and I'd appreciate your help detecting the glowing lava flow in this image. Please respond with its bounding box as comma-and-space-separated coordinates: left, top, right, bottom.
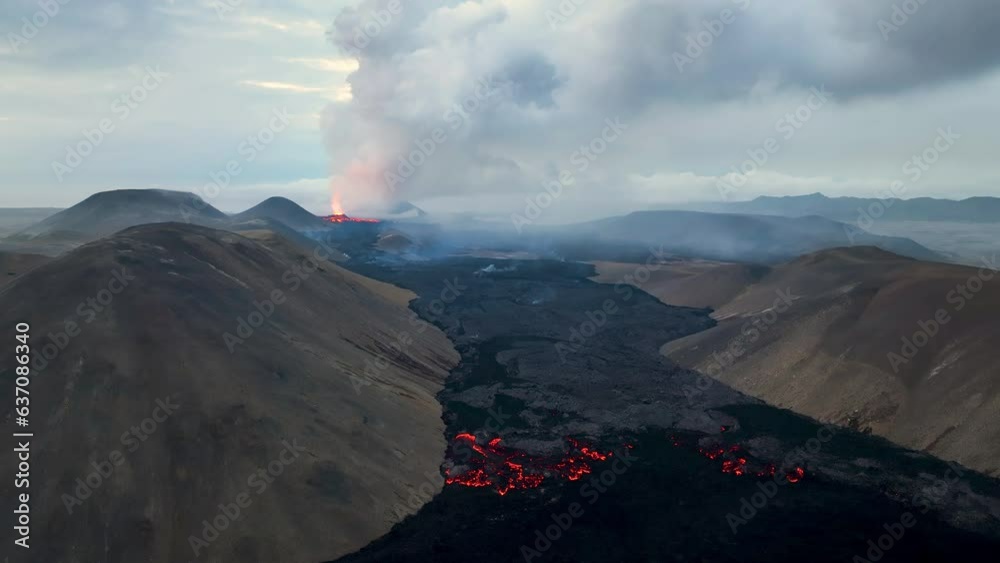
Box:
323, 214, 380, 224
785, 467, 806, 483
445, 434, 616, 496
673, 435, 805, 483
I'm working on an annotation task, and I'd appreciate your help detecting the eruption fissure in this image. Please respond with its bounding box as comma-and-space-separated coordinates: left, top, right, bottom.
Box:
323, 192, 380, 223
445, 434, 618, 496
323, 214, 381, 224
674, 435, 805, 483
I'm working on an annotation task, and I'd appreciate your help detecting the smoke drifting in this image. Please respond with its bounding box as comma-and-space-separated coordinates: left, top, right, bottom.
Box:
321, 0, 1000, 218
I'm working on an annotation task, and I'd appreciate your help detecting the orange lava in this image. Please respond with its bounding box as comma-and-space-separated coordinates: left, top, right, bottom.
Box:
331, 192, 345, 216
786, 467, 806, 483
445, 434, 616, 496
675, 434, 804, 483
325, 192, 379, 223
323, 213, 380, 224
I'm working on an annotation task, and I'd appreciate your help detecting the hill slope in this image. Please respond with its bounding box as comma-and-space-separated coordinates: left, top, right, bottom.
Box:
12, 189, 227, 242
233, 196, 330, 231
0, 223, 458, 563
635, 247, 1000, 475
228, 217, 348, 262
697, 193, 1000, 223
590, 258, 769, 309
0, 207, 62, 236
0, 250, 51, 285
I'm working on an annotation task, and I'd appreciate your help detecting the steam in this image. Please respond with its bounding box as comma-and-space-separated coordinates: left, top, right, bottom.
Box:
321, 0, 1000, 217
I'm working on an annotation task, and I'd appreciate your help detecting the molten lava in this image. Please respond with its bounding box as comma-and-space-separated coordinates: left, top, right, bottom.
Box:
445, 434, 616, 496
323, 213, 380, 224
331, 192, 345, 216
785, 467, 806, 483
672, 434, 805, 483
324, 192, 380, 223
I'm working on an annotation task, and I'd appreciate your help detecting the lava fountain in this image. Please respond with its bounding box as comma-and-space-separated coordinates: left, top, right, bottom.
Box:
323, 192, 381, 224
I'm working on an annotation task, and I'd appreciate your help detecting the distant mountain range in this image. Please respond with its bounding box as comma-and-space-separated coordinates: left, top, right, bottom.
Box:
10, 189, 228, 241
0, 189, 953, 265
233, 196, 331, 230
564, 209, 941, 263
0, 207, 63, 236
677, 193, 1000, 223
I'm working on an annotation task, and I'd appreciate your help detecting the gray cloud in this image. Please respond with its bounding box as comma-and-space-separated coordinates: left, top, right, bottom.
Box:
588, 0, 1000, 107
320, 0, 1000, 216
3, 0, 997, 212
499, 53, 563, 109
2, 0, 176, 68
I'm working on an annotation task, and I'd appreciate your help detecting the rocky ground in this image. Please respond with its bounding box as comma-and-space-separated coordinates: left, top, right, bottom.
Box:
334, 256, 1000, 563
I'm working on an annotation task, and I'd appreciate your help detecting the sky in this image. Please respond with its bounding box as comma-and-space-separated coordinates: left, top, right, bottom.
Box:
2, 0, 999, 221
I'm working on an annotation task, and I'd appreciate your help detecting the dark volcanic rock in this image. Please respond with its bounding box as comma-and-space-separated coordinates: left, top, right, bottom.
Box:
334, 257, 1000, 563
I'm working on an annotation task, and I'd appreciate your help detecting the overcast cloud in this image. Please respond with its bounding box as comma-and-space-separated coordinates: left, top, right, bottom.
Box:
3, 0, 998, 219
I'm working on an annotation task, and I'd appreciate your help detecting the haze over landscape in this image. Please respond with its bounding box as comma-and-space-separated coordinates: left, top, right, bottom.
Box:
2, 1, 1000, 563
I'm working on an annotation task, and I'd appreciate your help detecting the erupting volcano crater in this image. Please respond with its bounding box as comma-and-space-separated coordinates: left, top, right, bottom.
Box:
322, 213, 381, 224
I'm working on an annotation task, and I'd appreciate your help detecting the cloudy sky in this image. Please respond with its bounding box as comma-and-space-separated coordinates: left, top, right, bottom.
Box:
3, 0, 998, 220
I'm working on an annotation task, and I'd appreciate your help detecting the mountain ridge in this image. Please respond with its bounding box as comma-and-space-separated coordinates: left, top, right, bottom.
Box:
0, 222, 458, 563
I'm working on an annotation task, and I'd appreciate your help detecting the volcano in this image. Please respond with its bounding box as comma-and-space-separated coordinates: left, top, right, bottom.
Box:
233, 196, 331, 231
323, 213, 381, 224
11, 189, 227, 243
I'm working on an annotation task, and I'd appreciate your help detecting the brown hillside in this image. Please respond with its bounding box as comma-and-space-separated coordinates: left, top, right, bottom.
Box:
590, 259, 769, 310
668, 247, 1000, 475
0, 250, 51, 285
599, 247, 1000, 476
0, 223, 458, 563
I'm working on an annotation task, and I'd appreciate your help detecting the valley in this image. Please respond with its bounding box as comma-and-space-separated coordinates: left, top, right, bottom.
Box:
331, 256, 1000, 562
2, 189, 999, 562
7, 0, 1000, 558
594, 248, 1000, 477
